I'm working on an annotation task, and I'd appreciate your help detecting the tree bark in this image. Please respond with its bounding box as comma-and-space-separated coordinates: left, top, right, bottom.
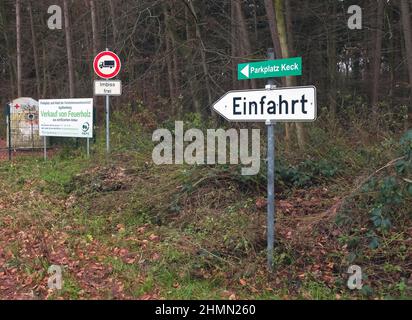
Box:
371, 0, 384, 125
283, 0, 306, 149
16, 0, 22, 97
263, 0, 282, 60
42, 44, 48, 98
63, 0, 75, 98
185, 5, 201, 113
108, 0, 119, 44
163, 3, 176, 105
0, 4, 16, 97
231, 0, 238, 89
167, 3, 180, 104
90, 0, 98, 55
326, 1, 337, 118
233, 0, 256, 89
187, 0, 213, 108
275, 0, 306, 150
28, 1, 41, 99
400, 0, 412, 103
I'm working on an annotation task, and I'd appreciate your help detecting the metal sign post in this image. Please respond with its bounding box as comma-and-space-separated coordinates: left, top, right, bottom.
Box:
266, 119, 275, 270
43, 136, 47, 161
212, 49, 317, 272
266, 49, 276, 271
6, 104, 12, 161
106, 94, 110, 154
93, 48, 122, 156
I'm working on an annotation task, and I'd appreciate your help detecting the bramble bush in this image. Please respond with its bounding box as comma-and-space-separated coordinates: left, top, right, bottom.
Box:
361, 130, 412, 238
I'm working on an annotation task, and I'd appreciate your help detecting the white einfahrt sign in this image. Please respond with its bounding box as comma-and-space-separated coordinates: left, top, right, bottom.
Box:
39, 98, 93, 138
212, 86, 317, 122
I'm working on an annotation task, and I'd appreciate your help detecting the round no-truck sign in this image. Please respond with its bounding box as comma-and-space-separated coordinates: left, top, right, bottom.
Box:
93, 50, 121, 79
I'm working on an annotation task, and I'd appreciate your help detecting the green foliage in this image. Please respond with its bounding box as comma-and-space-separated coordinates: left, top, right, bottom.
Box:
276, 158, 338, 188
360, 130, 412, 241
109, 109, 152, 152
162, 112, 214, 134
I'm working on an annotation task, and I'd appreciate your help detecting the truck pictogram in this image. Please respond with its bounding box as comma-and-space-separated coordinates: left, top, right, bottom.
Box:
99, 60, 115, 69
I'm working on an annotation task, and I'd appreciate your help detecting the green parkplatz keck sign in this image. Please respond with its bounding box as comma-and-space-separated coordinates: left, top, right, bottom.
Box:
238, 57, 302, 80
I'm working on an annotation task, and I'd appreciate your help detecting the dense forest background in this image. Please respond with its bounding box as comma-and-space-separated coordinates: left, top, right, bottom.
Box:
1, 0, 411, 142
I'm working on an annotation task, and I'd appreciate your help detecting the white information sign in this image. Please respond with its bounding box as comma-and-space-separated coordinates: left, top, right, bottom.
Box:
212, 86, 317, 122
39, 99, 93, 138
94, 80, 122, 96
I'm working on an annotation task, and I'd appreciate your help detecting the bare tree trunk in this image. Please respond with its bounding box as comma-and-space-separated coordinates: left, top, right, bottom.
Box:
284, 0, 295, 57
266, 0, 292, 148
185, 5, 201, 113
233, 0, 256, 89
16, 0, 22, 97
90, 0, 98, 55
42, 44, 48, 98
170, 5, 180, 104
263, 0, 282, 60
371, 0, 384, 126
187, 0, 213, 108
63, 0, 75, 98
282, 0, 305, 149
275, 0, 306, 150
108, 0, 118, 44
276, 0, 291, 148
274, 0, 288, 85
163, 3, 176, 105
89, 0, 99, 120
0, 4, 16, 97
326, 1, 337, 118
400, 0, 412, 104
82, 2, 92, 74
28, 1, 40, 99
231, 0, 238, 89
164, 3, 180, 108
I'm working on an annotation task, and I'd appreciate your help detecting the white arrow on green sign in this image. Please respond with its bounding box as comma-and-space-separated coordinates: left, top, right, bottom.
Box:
238, 57, 302, 80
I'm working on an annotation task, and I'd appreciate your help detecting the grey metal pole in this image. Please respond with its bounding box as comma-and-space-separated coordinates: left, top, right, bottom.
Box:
87, 138, 90, 158
43, 136, 47, 161
7, 104, 12, 161
266, 120, 275, 271
266, 48, 276, 271
105, 47, 110, 156
106, 95, 110, 154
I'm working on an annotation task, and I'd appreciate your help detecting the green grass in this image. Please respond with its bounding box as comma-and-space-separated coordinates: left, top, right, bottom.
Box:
0, 117, 411, 300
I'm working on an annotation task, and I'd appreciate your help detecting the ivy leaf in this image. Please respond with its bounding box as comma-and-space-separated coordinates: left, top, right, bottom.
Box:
360, 285, 374, 297
369, 237, 379, 249
395, 160, 406, 174
400, 130, 412, 146
408, 184, 412, 196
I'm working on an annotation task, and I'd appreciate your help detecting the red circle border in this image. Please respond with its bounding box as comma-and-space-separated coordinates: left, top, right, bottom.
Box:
93, 51, 121, 79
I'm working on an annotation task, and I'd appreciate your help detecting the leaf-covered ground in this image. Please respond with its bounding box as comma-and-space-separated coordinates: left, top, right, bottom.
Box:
0, 140, 411, 299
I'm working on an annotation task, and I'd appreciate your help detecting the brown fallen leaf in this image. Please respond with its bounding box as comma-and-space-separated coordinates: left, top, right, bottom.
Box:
151, 253, 160, 261
149, 234, 159, 242
125, 257, 136, 264
255, 197, 267, 209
